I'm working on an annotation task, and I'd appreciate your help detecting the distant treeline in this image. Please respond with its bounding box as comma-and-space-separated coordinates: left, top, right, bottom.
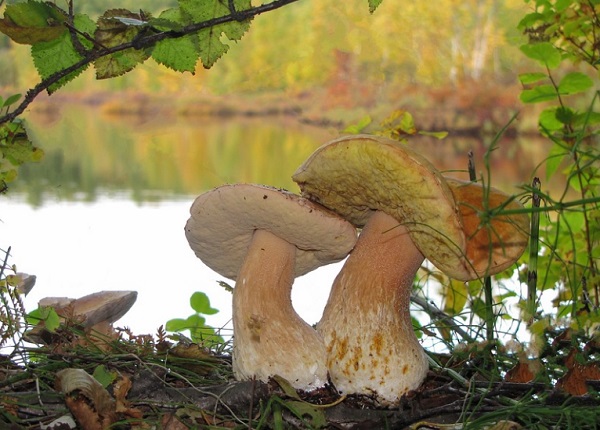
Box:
1, 0, 529, 96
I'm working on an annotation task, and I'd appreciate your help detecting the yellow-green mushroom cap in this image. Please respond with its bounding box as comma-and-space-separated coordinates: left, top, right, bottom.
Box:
292, 134, 474, 280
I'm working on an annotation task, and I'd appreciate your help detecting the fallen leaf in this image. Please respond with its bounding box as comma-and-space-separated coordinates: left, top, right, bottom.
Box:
556, 362, 600, 396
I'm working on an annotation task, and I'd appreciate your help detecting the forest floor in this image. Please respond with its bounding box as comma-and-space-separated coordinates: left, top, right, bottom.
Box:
2, 303, 600, 429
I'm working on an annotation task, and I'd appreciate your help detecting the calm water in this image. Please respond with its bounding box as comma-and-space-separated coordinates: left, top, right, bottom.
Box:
2, 104, 549, 337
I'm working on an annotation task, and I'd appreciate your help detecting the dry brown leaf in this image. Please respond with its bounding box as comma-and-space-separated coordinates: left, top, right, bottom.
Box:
64, 395, 105, 430
556, 362, 600, 396
56, 368, 116, 423
161, 413, 190, 430
504, 361, 536, 383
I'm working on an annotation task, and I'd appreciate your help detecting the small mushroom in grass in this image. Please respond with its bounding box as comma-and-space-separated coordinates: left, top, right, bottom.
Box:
27, 291, 137, 346
292, 134, 529, 405
184, 184, 357, 390
38, 291, 138, 328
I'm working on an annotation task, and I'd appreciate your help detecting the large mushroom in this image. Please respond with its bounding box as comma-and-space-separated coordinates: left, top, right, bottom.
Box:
292, 134, 529, 404
184, 184, 357, 390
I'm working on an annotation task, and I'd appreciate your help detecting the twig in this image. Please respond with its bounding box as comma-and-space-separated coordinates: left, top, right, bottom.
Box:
527, 177, 541, 325
411, 295, 475, 342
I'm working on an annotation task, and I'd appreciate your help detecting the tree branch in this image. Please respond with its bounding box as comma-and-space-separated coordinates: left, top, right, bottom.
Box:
0, 0, 301, 125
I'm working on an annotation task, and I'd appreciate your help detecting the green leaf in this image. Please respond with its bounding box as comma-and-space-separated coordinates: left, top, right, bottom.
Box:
94, 9, 152, 79
0, 0, 67, 44
545, 141, 568, 180
179, 0, 252, 68
26, 306, 60, 332
343, 115, 372, 134
92, 365, 117, 388
539, 107, 566, 131
190, 291, 219, 315
368, 0, 384, 13
418, 130, 448, 139
152, 8, 199, 73
520, 84, 557, 103
31, 14, 95, 93
519, 42, 562, 69
557, 72, 593, 95
2, 93, 21, 108
519, 72, 547, 85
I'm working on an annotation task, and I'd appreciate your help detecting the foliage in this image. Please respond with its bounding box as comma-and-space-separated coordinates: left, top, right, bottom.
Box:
165, 291, 225, 348
517, 0, 600, 330
0, 247, 27, 349
0, 93, 43, 191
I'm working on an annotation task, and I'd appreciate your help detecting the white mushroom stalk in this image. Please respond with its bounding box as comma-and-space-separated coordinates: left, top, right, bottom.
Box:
318, 210, 428, 403
185, 184, 357, 391
233, 229, 328, 388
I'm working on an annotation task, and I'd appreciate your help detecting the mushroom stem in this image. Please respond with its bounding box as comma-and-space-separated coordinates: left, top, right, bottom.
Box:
233, 228, 328, 390
317, 210, 428, 404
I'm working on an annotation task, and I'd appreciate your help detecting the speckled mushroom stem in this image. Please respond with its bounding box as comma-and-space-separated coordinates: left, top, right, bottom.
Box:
233, 228, 328, 390
317, 210, 429, 404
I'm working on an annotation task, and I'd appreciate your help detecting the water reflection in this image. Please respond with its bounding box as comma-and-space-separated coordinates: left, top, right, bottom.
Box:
3, 105, 554, 336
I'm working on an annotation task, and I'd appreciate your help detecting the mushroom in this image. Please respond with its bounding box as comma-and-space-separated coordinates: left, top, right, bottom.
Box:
37, 290, 138, 328
184, 184, 357, 390
27, 290, 137, 346
292, 134, 529, 404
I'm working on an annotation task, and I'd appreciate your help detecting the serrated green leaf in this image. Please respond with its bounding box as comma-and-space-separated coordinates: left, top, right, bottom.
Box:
0, 0, 67, 44
520, 84, 557, 103
31, 14, 95, 93
152, 8, 198, 73
190, 291, 219, 315
368, 0, 384, 13
179, 0, 252, 68
94, 9, 152, 79
520, 42, 562, 69
557, 72, 593, 95
519, 72, 548, 85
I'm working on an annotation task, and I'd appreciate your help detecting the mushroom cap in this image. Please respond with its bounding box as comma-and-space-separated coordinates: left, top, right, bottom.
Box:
292, 134, 470, 280
38, 290, 138, 327
185, 184, 358, 280
445, 178, 530, 277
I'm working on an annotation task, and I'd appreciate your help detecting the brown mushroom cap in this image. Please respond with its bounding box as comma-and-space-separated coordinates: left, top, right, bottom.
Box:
292, 134, 472, 279
185, 184, 358, 280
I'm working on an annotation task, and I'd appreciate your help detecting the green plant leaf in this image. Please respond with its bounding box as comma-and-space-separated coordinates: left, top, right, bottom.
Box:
343, 115, 372, 134
31, 14, 95, 93
368, 0, 384, 13
179, 0, 252, 68
557, 72, 593, 95
190, 291, 219, 315
0, 0, 67, 44
519, 72, 547, 85
545, 141, 568, 181
26, 306, 60, 332
92, 365, 117, 388
539, 107, 565, 131
2, 93, 21, 108
519, 42, 562, 69
152, 8, 199, 73
520, 84, 557, 103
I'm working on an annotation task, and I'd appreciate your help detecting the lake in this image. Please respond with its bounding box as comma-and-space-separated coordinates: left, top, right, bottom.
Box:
1, 103, 550, 339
